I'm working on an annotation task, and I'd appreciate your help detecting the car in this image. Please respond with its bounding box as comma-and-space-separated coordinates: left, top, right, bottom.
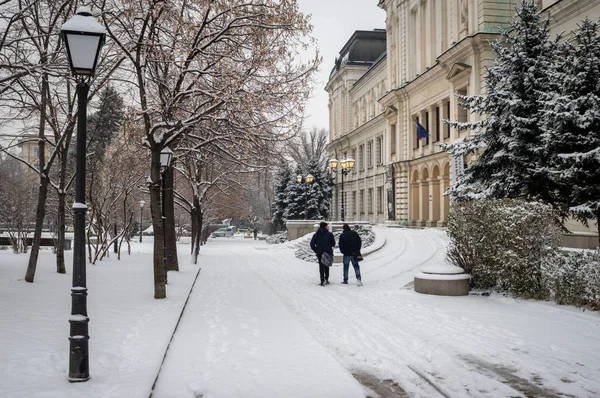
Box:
211, 227, 234, 238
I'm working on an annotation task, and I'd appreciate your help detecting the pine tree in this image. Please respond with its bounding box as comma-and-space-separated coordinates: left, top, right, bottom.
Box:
272, 165, 293, 227
304, 158, 334, 220
285, 166, 308, 220
445, 1, 561, 204
87, 86, 125, 162
542, 18, 600, 241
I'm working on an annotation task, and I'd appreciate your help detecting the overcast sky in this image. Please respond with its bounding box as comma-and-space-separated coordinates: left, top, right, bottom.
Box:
297, 0, 386, 131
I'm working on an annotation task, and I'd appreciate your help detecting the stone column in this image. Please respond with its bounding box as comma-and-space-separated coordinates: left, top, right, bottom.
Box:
438, 175, 449, 226
418, 180, 426, 226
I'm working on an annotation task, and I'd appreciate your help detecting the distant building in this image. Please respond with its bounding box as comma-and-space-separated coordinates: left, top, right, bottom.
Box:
327, 0, 599, 236
325, 29, 388, 224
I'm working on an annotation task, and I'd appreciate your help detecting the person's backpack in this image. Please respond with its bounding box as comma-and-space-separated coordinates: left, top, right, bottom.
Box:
321, 252, 333, 267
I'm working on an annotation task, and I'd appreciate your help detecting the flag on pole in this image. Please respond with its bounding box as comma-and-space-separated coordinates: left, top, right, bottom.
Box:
416, 121, 429, 140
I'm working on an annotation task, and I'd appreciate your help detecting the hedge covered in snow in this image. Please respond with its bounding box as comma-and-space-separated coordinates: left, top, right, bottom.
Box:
542, 249, 600, 309
446, 199, 600, 308
266, 231, 288, 244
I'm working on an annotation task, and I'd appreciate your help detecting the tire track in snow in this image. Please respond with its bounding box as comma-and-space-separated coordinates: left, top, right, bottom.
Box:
245, 231, 530, 398
242, 243, 477, 397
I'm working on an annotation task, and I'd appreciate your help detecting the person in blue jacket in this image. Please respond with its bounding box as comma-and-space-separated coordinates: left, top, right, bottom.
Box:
310, 221, 335, 286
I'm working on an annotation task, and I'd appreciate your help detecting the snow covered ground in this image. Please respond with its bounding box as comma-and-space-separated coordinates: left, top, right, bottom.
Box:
1, 227, 599, 398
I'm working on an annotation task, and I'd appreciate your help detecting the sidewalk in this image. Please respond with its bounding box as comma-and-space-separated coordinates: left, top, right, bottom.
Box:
151, 239, 365, 398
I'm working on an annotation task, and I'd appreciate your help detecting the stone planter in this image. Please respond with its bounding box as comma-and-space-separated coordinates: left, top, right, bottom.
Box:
414, 265, 470, 296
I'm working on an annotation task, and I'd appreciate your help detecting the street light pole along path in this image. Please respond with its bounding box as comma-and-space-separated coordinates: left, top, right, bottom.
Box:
160, 148, 173, 284
61, 7, 105, 382
139, 200, 145, 242
328, 158, 355, 221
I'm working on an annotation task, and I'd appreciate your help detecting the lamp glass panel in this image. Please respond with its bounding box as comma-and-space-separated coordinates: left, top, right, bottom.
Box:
297, 175, 302, 183
306, 175, 314, 183
160, 152, 172, 168
328, 159, 338, 169
346, 158, 356, 169
66, 33, 101, 72
340, 159, 349, 169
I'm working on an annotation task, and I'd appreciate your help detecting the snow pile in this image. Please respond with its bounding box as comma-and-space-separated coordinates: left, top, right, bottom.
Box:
294, 225, 375, 263
266, 231, 288, 244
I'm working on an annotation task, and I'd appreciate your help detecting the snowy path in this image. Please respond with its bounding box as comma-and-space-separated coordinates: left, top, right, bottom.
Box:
154, 228, 600, 398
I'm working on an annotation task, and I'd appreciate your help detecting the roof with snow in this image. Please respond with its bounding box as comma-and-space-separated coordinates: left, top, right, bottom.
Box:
329, 29, 387, 80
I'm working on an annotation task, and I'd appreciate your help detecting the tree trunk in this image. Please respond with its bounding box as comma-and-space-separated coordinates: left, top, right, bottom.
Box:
190, 205, 198, 255
25, 177, 49, 282
55, 191, 66, 274
191, 199, 202, 265
597, 211, 600, 250
24, 73, 49, 283
165, 165, 179, 271
151, 149, 166, 299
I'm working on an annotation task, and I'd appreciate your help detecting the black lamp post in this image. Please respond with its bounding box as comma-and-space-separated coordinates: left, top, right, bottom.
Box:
61, 6, 105, 383
160, 148, 173, 284
139, 200, 145, 242
329, 158, 355, 221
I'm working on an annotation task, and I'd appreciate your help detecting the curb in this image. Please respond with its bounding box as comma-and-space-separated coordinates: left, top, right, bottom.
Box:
148, 266, 202, 397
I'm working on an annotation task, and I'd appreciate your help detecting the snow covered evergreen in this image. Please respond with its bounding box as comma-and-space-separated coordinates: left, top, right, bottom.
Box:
272, 165, 293, 228
273, 160, 333, 221
284, 166, 308, 220
444, 1, 561, 204
541, 18, 600, 240
303, 158, 334, 220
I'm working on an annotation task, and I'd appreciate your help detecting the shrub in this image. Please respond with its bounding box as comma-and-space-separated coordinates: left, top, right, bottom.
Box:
446, 199, 562, 295
542, 249, 600, 308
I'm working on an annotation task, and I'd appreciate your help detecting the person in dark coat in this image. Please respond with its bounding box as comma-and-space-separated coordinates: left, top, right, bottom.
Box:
253, 228, 258, 240
310, 221, 335, 286
338, 223, 362, 285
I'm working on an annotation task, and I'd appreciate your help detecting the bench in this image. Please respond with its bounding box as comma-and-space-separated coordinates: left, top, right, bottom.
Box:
0, 236, 72, 250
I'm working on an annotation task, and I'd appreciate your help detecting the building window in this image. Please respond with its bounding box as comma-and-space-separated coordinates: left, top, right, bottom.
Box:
367, 141, 373, 168
434, 106, 440, 142
358, 145, 364, 171
33, 146, 39, 158
377, 186, 384, 213
390, 124, 396, 155
368, 188, 373, 214
360, 190, 365, 214
413, 116, 419, 149
352, 191, 357, 214
444, 101, 451, 139
376, 136, 382, 165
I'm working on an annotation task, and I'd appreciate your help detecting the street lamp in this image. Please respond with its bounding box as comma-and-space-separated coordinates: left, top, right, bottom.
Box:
61, 6, 105, 383
296, 174, 315, 219
297, 174, 315, 183
160, 147, 173, 284
329, 157, 355, 221
139, 200, 145, 242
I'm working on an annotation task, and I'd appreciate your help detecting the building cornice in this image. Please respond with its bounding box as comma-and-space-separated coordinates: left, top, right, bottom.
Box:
378, 32, 500, 104
327, 113, 386, 151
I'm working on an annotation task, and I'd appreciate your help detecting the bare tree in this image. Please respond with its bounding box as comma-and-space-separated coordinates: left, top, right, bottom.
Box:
287, 126, 329, 168
101, 0, 319, 298
0, 0, 124, 282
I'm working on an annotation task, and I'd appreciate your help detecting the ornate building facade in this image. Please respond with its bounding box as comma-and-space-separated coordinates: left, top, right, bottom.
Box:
326, 0, 600, 229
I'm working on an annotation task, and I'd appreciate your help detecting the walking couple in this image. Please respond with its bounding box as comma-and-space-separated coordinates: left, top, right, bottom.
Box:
310, 222, 363, 286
